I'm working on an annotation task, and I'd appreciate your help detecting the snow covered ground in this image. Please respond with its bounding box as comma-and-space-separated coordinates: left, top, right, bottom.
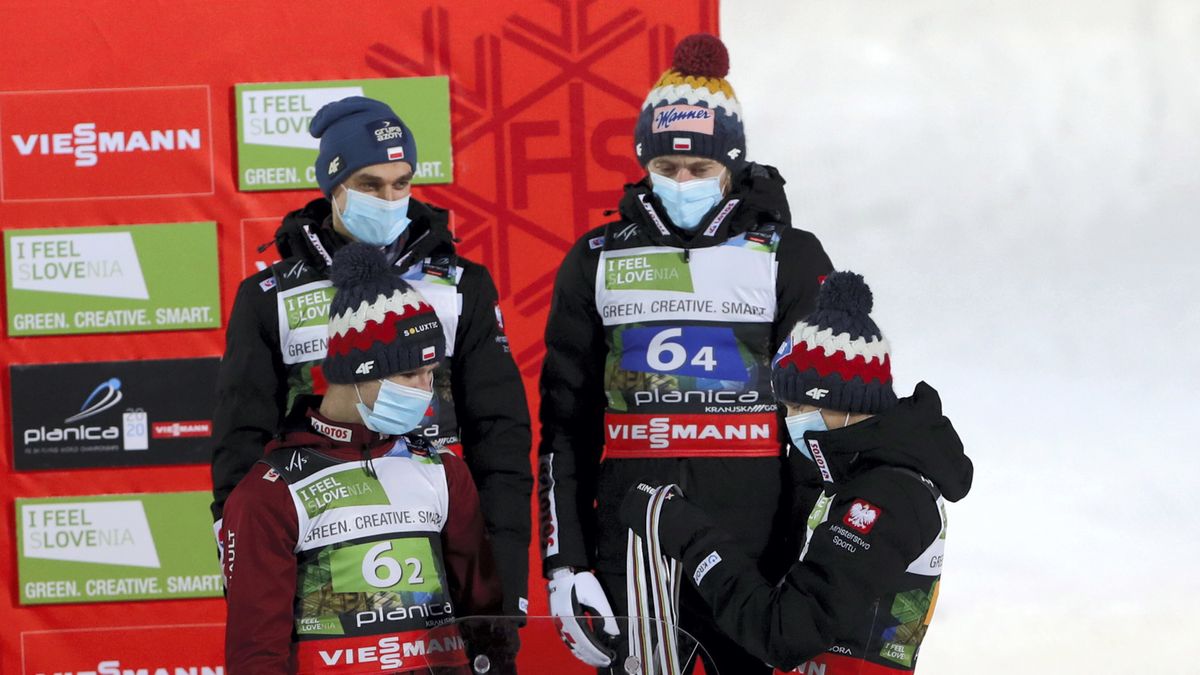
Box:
726, 2, 1200, 672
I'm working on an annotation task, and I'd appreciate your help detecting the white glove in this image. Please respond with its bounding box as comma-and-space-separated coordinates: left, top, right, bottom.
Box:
548, 567, 619, 667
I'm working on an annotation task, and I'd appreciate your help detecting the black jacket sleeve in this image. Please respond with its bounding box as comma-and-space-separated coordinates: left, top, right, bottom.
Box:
625, 471, 941, 670
210, 274, 287, 521
537, 233, 607, 575
774, 228, 835, 533
773, 228, 834, 350
450, 261, 533, 617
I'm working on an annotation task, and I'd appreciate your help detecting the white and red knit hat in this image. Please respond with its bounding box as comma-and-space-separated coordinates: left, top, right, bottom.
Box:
324, 243, 443, 383
772, 272, 897, 413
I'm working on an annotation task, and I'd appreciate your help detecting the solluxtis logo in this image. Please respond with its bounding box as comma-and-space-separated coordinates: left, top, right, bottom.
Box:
65, 378, 122, 423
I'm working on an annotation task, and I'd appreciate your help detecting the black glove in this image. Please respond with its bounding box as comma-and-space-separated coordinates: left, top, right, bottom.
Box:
618, 482, 712, 559
460, 618, 520, 675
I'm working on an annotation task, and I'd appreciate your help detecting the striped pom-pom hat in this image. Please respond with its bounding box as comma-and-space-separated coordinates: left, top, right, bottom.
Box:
323, 242, 444, 384
634, 33, 746, 171
771, 272, 897, 413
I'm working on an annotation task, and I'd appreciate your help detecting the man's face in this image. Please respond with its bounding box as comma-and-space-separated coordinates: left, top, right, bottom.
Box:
330, 161, 415, 237
356, 363, 436, 409
647, 154, 729, 190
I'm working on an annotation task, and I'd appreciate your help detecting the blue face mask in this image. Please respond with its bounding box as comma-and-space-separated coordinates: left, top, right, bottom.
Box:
354, 379, 432, 436
335, 187, 411, 246
649, 171, 725, 232
785, 409, 828, 461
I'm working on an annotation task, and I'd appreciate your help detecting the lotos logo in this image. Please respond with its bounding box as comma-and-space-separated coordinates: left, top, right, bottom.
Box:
65, 378, 123, 423
0, 85, 213, 201
652, 105, 715, 135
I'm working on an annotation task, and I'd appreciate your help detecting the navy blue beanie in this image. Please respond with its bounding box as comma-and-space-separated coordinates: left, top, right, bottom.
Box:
310, 96, 418, 197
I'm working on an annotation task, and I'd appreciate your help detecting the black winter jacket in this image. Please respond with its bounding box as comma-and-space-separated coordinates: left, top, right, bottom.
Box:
538, 164, 834, 578
623, 382, 973, 672
210, 197, 533, 617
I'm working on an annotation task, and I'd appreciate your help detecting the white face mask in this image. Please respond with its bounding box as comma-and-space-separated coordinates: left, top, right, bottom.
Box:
334, 186, 411, 246
649, 171, 725, 231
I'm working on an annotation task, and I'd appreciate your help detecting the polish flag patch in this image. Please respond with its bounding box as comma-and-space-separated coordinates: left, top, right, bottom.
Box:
387, 146, 405, 160
843, 499, 883, 534
421, 345, 436, 361
673, 137, 692, 151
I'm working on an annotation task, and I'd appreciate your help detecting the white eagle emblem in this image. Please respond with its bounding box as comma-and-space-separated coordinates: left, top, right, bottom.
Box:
847, 502, 878, 529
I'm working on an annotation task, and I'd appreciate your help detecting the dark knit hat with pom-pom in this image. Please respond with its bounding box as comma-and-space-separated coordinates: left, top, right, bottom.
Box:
323, 242, 443, 384
771, 271, 896, 413
634, 33, 746, 171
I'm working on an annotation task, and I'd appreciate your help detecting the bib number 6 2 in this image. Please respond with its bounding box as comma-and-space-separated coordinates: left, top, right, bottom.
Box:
362, 541, 424, 589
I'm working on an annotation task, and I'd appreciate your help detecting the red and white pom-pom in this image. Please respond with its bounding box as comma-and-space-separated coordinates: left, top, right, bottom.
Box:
672, 33, 730, 78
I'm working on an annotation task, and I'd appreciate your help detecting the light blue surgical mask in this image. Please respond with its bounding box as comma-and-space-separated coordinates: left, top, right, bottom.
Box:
785, 409, 828, 461
335, 187, 411, 246
354, 379, 433, 436
649, 171, 725, 232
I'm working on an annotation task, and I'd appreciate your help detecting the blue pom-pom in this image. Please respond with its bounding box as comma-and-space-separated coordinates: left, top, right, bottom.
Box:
817, 271, 874, 315
331, 242, 390, 288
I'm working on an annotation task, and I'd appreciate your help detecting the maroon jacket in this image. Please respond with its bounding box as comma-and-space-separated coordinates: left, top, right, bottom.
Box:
221, 408, 503, 673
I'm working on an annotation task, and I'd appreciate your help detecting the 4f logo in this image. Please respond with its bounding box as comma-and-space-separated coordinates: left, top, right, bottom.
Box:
727, 148, 742, 160
806, 387, 829, 400
327, 155, 342, 175
355, 361, 375, 375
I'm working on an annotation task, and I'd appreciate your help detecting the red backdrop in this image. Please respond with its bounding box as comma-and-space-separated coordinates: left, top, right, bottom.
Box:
0, 0, 717, 671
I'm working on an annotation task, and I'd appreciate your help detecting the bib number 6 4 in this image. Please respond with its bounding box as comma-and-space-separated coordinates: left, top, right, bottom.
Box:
621, 325, 747, 382
647, 328, 716, 372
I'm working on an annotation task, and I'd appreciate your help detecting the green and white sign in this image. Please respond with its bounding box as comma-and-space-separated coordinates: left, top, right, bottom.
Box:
16, 491, 223, 605
5, 222, 220, 336
605, 252, 695, 292
235, 77, 453, 191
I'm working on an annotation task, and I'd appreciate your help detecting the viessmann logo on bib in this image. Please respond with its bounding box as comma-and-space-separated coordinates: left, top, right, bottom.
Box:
0, 85, 213, 201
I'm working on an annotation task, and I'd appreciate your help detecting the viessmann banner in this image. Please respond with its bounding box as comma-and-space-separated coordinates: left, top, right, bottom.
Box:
19, 624, 224, 675
4, 221, 220, 336
10, 358, 219, 471
235, 77, 452, 191
16, 491, 223, 605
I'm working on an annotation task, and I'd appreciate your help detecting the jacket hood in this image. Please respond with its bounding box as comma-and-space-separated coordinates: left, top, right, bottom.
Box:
804, 382, 973, 502
616, 162, 793, 248
271, 196, 456, 270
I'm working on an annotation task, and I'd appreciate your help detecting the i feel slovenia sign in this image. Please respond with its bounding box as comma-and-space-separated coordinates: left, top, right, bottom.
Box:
235, 77, 452, 191
16, 491, 223, 605
4, 221, 220, 336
